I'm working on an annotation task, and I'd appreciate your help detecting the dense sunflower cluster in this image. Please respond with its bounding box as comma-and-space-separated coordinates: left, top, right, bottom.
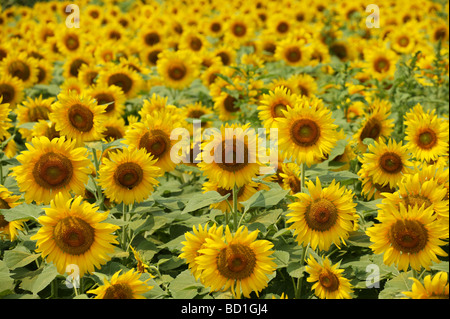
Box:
0, 0, 449, 300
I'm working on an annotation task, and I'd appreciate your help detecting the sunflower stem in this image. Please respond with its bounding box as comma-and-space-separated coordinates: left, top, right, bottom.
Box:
233, 184, 239, 232
300, 162, 306, 193
295, 243, 309, 299
122, 203, 129, 250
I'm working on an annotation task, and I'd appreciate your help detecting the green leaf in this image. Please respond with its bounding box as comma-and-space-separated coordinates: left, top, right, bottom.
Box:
3, 246, 41, 270
169, 269, 203, 299
378, 271, 414, 299
0, 260, 15, 296
240, 188, 289, 214
181, 191, 230, 214
20, 263, 59, 295
0, 203, 45, 222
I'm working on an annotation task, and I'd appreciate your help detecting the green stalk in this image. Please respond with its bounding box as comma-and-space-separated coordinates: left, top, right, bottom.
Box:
295, 243, 309, 299
233, 184, 239, 232
300, 162, 306, 193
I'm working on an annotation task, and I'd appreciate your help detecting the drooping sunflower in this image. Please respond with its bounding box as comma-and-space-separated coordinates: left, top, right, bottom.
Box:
30, 192, 119, 276
87, 269, 153, 299
257, 86, 298, 129
404, 104, 449, 163
197, 123, 263, 190
287, 177, 358, 251
379, 172, 449, 225
0, 73, 25, 108
11, 136, 91, 205
353, 99, 394, 152
98, 146, 161, 205
202, 180, 258, 214
31, 120, 61, 141
0, 51, 39, 88
275, 98, 339, 167
85, 84, 126, 119
181, 101, 214, 133
123, 110, 185, 174
402, 272, 449, 299
156, 49, 200, 90
196, 225, 276, 298
358, 138, 413, 190
49, 90, 107, 145
358, 162, 397, 200
0, 185, 27, 241
279, 162, 303, 195
97, 63, 143, 98
100, 117, 127, 142
16, 95, 54, 141
366, 202, 448, 271
179, 223, 224, 281
305, 255, 353, 299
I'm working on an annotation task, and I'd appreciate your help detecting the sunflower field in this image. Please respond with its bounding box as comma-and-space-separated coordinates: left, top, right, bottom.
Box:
0, 0, 449, 303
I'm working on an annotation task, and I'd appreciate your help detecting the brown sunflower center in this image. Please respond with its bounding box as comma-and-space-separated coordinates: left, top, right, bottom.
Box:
290, 119, 320, 147
434, 27, 447, 41
285, 47, 302, 63
68, 103, 94, 132
103, 283, 134, 299
65, 35, 80, 51
305, 198, 338, 231
403, 195, 432, 210
0, 83, 15, 104
168, 65, 187, 81
224, 95, 240, 113
103, 126, 123, 141
0, 198, 10, 210
139, 130, 170, 158
319, 270, 340, 292
232, 23, 247, 37
188, 110, 205, 119
147, 49, 161, 66
272, 103, 288, 118
417, 129, 437, 149
216, 138, 250, 172
94, 93, 115, 113
217, 52, 231, 65
8, 60, 31, 82
217, 244, 256, 280
28, 105, 50, 122
190, 37, 203, 51
288, 176, 301, 194
144, 32, 160, 46
277, 22, 289, 33
389, 219, 428, 254
216, 186, 245, 201
398, 36, 410, 47
360, 118, 381, 141
0, 214, 9, 228
114, 162, 143, 190
211, 22, 221, 33
53, 216, 95, 255
374, 57, 390, 73
330, 43, 348, 61
69, 58, 87, 77
32, 152, 74, 189
379, 152, 403, 174
107, 73, 133, 94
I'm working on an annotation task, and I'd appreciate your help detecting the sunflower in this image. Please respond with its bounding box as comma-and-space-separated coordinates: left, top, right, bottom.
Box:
366, 202, 448, 271
16, 95, 54, 141
213, 45, 237, 66
77, 63, 101, 87
88, 269, 153, 299
287, 177, 358, 251
62, 51, 95, 79
179, 223, 225, 281
379, 172, 449, 225
255, 32, 279, 62
305, 255, 353, 299
98, 147, 161, 205
138, 93, 176, 119
224, 15, 255, 45
30, 192, 119, 276
257, 86, 297, 129
275, 37, 312, 67
11, 136, 91, 205
100, 117, 127, 142
0, 96, 12, 135
181, 101, 214, 133
196, 225, 276, 298
358, 162, 397, 200
275, 98, 339, 167
358, 138, 413, 190
138, 24, 165, 48
267, 13, 295, 38
353, 99, 394, 152
0, 51, 39, 88
179, 29, 209, 53
31, 120, 61, 141
35, 58, 54, 85
404, 104, 449, 163
156, 49, 200, 90
0, 73, 25, 108
197, 123, 263, 190
363, 45, 398, 81
213, 91, 242, 122
55, 27, 86, 55
97, 63, 143, 98
202, 180, 258, 213
123, 110, 185, 174
389, 25, 419, 55
279, 162, 303, 195
289, 73, 318, 98
0, 185, 27, 241
402, 272, 449, 299
49, 90, 107, 145
140, 44, 164, 67
85, 84, 126, 119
